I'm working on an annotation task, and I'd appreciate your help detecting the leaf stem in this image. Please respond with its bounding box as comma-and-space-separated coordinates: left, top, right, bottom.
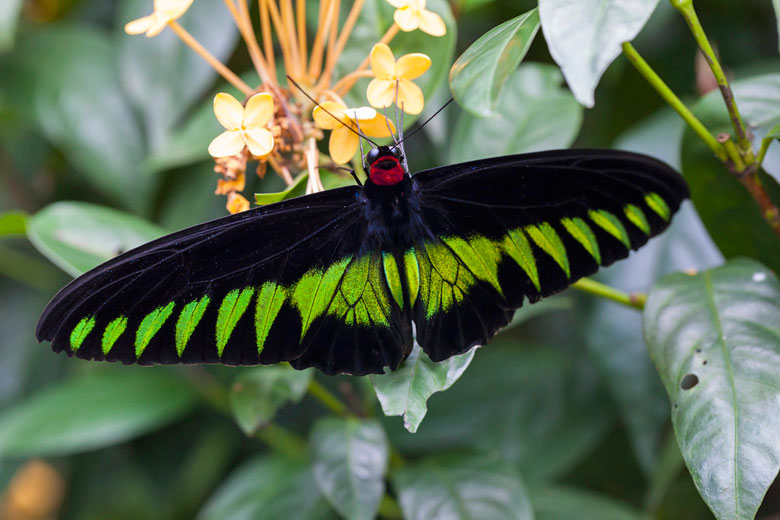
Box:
621, 42, 726, 162
669, 0, 754, 163
308, 377, 351, 417
168, 21, 254, 96
757, 137, 773, 168
572, 277, 646, 310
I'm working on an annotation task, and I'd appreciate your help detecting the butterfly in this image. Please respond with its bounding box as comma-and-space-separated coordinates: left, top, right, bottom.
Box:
36, 132, 688, 376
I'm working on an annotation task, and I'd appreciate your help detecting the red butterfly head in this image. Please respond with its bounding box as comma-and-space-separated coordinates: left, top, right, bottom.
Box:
366, 146, 406, 186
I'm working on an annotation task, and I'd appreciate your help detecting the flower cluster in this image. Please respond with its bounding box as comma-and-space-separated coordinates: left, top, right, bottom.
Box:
125, 0, 446, 213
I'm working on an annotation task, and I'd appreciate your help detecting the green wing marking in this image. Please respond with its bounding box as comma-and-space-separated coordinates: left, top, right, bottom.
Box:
645, 192, 671, 221
624, 204, 651, 235
135, 302, 175, 358
329, 254, 392, 326
417, 242, 477, 318
255, 282, 287, 353
443, 235, 504, 296
403, 248, 420, 306
525, 222, 571, 278
216, 288, 255, 356
292, 256, 352, 339
102, 316, 128, 355
382, 252, 404, 308
588, 209, 631, 248
70, 316, 95, 352
502, 228, 540, 291
561, 217, 601, 264
175, 296, 210, 357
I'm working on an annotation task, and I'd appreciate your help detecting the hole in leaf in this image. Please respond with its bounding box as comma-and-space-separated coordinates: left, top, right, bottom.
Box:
680, 373, 699, 390
695, 348, 702, 353
702, 360, 707, 365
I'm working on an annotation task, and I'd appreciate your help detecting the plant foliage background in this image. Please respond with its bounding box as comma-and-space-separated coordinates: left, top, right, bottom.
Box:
1, 0, 780, 519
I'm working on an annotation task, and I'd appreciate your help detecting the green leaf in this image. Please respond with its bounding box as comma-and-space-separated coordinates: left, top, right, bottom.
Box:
371, 343, 475, 433
255, 174, 309, 205
387, 341, 612, 482
0, 367, 198, 457
531, 485, 649, 520
681, 75, 780, 273
538, 0, 661, 107
310, 418, 388, 520
7, 24, 152, 209
118, 0, 239, 154
27, 201, 165, 277
197, 454, 337, 520
449, 63, 582, 164
643, 258, 780, 520
774, 0, 780, 54
336, 0, 456, 122
229, 365, 312, 435
0, 0, 23, 51
449, 9, 540, 117
0, 210, 27, 236
392, 454, 533, 520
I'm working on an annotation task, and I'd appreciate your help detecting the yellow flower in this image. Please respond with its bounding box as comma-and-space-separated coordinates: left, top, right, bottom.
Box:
313, 102, 396, 164
386, 0, 446, 37
367, 43, 430, 115
124, 0, 194, 37
208, 92, 275, 158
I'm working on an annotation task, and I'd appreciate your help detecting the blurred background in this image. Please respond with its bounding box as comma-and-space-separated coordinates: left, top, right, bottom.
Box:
0, 0, 779, 518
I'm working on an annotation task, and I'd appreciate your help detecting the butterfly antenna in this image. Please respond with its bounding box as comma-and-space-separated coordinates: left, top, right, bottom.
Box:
382, 105, 399, 145
286, 75, 379, 147
396, 98, 454, 147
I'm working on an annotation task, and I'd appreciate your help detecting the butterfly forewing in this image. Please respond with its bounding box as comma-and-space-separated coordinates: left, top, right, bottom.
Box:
407, 149, 688, 361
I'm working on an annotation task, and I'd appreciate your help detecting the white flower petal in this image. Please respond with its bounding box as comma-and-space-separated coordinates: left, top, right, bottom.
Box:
208, 130, 245, 157
213, 93, 244, 130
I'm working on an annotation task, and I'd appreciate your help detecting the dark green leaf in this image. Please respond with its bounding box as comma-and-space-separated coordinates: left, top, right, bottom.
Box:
197, 454, 336, 520
392, 454, 533, 520
371, 343, 475, 433
118, 0, 239, 154
449, 9, 540, 117
449, 63, 582, 164
0, 367, 198, 457
255, 174, 309, 205
774, 0, 780, 54
8, 25, 152, 209
538, 0, 660, 106
681, 75, 780, 273
229, 365, 312, 435
310, 418, 388, 520
0, 0, 23, 51
531, 485, 649, 520
643, 258, 780, 520
387, 341, 612, 482
0, 210, 27, 236
27, 201, 165, 276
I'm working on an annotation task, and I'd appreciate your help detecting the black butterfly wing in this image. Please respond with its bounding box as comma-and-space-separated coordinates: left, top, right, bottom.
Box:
36, 186, 412, 375
407, 149, 689, 362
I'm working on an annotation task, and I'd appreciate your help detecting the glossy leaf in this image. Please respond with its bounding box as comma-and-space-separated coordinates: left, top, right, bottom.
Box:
229, 365, 312, 435
0, 0, 22, 51
386, 341, 612, 482
0, 367, 198, 456
392, 455, 533, 520
7, 25, 151, 208
538, 0, 660, 107
449, 9, 540, 117
0, 210, 26, 236
27, 202, 165, 277
450, 63, 582, 164
371, 343, 475, 433
774, 0, 780, 53
336, 0, 456, 123
643, 258, 780, 520
255, 174, 309, 205
681, 75, 780, 273
197, 454, 337, 520
310, 418, 388, 520
531, 486, 649, 520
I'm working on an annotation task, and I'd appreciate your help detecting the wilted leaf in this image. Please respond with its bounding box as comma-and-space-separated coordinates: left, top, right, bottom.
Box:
643, 258, 780, 520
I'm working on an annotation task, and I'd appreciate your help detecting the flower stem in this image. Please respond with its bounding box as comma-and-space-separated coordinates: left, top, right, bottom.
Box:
305, 136, 325, 193
266, 0, 293, 78
332, 70, 374, 95
318, 0, 365, 89
308, 0, 338, 80
281, 0, 302, 78
621, 42, 726, 162
297, 0, 307, 73
333, 23, 399, 95
260, 0, 275, 75
572, 277, 646, 310
670, 0, 754, 163
236, 0, 274, 85
168, 21, 253, 96
308, 377, 351, 417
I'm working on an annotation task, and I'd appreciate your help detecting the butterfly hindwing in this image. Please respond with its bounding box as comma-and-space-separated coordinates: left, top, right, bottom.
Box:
409, 149, 688, 361
36, 186, 413, 375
